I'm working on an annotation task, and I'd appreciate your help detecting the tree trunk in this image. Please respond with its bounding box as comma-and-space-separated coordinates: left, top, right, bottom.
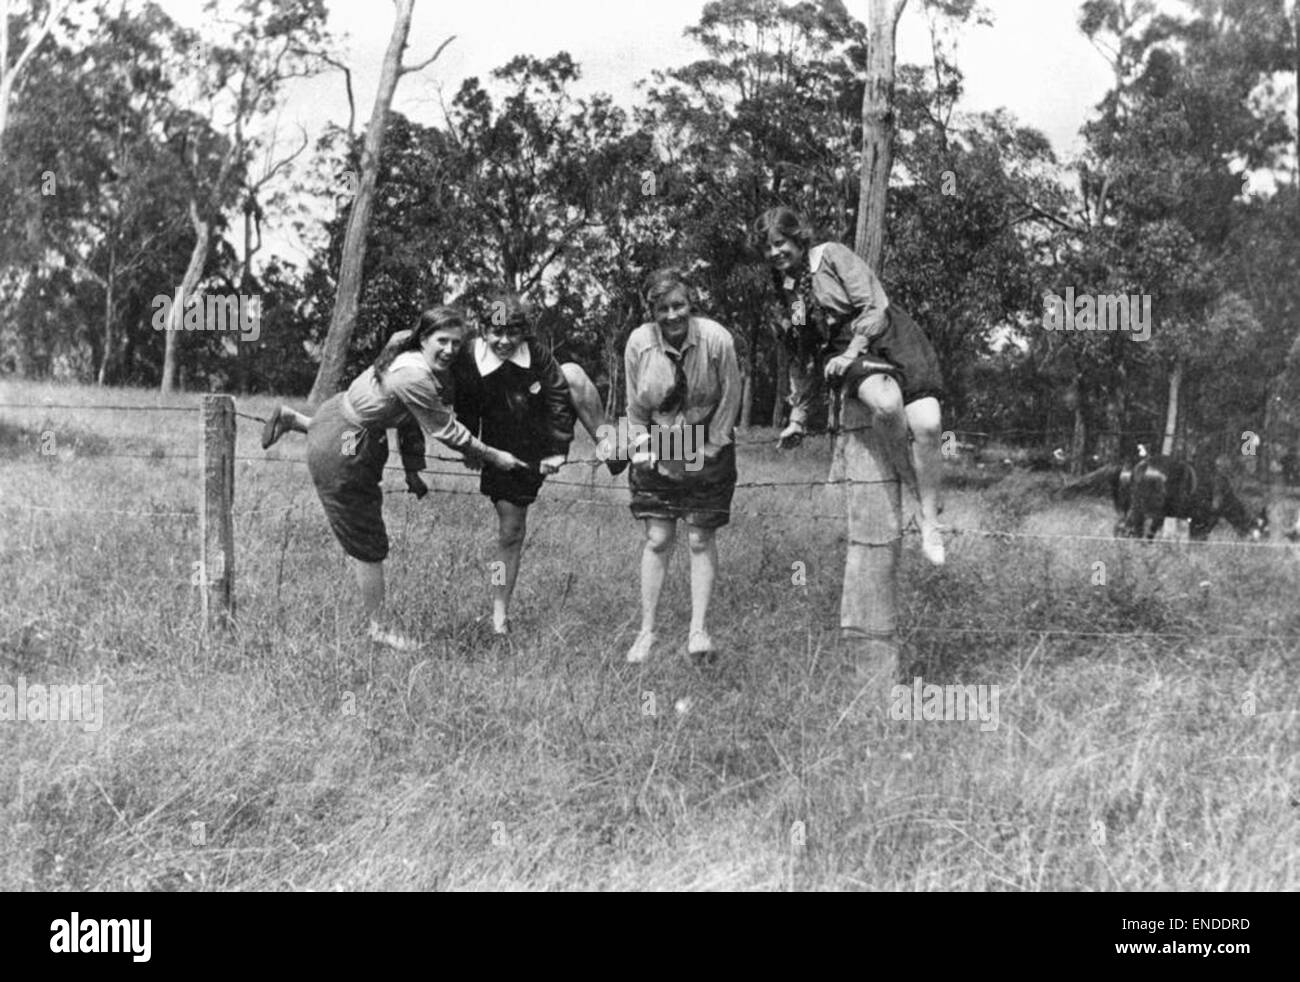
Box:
0, 0, 61, 157
772, 337, 788, 427
307, 0, 417, 406
741, 316, 759, 428
97, 248, 115, 386
161, 199, 211, 393
841, 0, 909, 682
853, 0, 908, 272
1162, 358, 1183, 457
605, 337, 619, 418
1070, 374, 1087, 476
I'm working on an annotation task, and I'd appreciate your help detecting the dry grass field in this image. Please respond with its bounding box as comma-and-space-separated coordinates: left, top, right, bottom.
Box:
2, 378, 1298, 890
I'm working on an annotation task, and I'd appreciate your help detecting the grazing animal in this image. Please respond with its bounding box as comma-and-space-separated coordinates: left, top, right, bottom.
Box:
1285, 510, 1300, 543
1114, 454, 1268, 541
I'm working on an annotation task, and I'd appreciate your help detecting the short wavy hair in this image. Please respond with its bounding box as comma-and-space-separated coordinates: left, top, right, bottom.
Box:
753, 206, 814, 250
642, 266, 695, 313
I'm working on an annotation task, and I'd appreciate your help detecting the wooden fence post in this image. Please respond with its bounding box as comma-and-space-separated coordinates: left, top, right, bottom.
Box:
201, 394, 235, 631
835, 391, 903, 716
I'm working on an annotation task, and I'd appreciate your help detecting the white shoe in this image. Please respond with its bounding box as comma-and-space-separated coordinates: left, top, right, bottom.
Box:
687, 629, 715, 656
626, 630, 656, 664
778, 421, 806, 449
687, 629, 718, 666
261, 405, 290, 449
920, 522, 946, 566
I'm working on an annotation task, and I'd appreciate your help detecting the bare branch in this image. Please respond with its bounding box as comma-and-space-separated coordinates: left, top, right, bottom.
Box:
399, 34, 455, 77
9, 0, 64, 83
257, 123, 309, 187
310, 51, 356, 136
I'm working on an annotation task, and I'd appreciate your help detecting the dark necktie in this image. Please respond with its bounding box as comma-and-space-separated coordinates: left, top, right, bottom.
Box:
659, 347, 688, 416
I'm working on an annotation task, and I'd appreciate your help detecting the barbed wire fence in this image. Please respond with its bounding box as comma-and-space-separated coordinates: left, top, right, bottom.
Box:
2, 396, 1297, 646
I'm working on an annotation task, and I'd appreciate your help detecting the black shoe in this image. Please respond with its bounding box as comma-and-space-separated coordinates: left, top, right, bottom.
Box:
260, 406, 285, 449
606, 457, 629, 477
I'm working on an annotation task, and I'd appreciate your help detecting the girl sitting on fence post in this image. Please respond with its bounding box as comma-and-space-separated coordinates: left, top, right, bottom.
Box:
755, 206, 947, 566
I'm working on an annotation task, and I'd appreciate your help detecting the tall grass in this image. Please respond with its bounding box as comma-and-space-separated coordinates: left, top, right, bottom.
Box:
1, 378, 1297, 890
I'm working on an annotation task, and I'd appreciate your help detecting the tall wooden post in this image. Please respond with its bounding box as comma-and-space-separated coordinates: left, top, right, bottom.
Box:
843, 0, 909, 717
835, 389, 902, 714
201, 394, 236, 631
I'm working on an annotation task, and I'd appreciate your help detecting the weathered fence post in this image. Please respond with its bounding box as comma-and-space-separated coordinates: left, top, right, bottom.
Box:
834, 390, 902, 717
201, 394, 236, 631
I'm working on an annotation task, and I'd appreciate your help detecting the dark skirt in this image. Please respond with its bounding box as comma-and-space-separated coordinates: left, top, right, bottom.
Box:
858, 306, 945, 405
481, 462, 546, 507
306, 395, 390, 562
629, 442, 737, 529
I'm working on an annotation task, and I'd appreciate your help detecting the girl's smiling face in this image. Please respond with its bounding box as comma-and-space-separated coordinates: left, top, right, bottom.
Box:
652, 285, 691, 339
767, 231, 805, 273
483, 321, 526, 361
421, 326, 463, 371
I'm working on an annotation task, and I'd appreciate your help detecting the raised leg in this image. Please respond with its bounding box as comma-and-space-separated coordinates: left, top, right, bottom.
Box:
853, 375, 918, 503
561, 362, 626, 475
560, 362, 607, 443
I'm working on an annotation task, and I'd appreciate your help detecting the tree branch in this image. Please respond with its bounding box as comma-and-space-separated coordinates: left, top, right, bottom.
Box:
400, 34, 455, 77
310, 51, 356, 136
9, 0, 64, 84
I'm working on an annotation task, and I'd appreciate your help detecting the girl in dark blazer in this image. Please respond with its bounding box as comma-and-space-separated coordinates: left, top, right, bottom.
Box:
450, 292, 578, 636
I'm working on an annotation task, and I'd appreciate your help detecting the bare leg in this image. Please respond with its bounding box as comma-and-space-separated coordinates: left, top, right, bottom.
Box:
854, 376, 944, 564
852, 375, 919, 505
492, 500, 528, 634
561, 362, 607, 443
904, 397, 943, 527
352, 558, 418, 651
686, 525, 717, 654
561, 362, 627, 474
628, 518, 676, 662
353, 558, 385, 619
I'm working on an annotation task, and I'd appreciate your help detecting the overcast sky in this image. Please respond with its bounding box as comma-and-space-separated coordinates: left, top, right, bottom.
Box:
157, 0, 1125, 263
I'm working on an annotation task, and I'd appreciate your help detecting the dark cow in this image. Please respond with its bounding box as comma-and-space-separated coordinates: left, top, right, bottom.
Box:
1114, 454, 1268, 541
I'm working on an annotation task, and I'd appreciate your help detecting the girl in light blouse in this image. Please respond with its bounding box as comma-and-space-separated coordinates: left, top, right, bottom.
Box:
260, 306, 528, 650
623, 268, 741, 665
756, 206, 947, 565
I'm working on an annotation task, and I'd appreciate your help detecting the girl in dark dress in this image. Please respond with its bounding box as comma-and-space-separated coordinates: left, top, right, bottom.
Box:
451, 293, 579, 636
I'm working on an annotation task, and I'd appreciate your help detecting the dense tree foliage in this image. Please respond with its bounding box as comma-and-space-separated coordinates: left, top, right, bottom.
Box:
1, 0, 1295, 457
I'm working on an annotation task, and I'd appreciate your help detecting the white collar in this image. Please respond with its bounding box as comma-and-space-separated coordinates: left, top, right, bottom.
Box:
474, 336, 531, 375
783, 245, 829, 291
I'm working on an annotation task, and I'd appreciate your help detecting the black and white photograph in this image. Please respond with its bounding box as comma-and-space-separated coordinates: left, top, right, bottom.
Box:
0, 0, 1295, 926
